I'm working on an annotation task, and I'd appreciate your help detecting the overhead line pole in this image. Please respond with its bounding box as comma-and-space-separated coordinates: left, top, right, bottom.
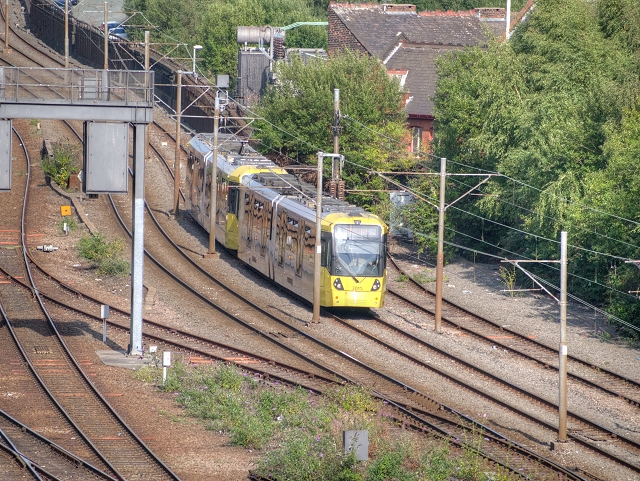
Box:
173, 71, 182, 215
103, 3, 108, 70
64, 0, 69, 67
502, 231, 569, 444
433, 161, 495, 333
4, 0, 11, 53
313, 152, 343, 323
434, 157, 446, 333
558, 230, 568, 442
144, 31, 150, 163
205, 92, 220, 258
313, 152, 323, 324
332, 89, 340, 179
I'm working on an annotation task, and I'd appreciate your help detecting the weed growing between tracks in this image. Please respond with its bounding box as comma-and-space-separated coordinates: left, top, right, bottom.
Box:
40, 139, 80, 189
77, 233, 130, 276
134, 361, 522, 481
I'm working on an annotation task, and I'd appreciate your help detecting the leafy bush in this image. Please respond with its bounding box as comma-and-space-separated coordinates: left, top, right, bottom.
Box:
41, 140, 79, 189
77, 233, 130, 276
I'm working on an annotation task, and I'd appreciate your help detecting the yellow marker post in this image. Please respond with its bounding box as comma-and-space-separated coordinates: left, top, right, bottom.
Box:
60, 206, 71, 216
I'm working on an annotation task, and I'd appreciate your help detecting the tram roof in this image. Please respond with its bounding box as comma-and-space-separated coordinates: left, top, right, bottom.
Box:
190, 134, 383, 224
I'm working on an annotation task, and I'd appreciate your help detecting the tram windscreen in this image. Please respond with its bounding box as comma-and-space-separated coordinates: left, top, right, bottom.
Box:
333, 224, 384, 277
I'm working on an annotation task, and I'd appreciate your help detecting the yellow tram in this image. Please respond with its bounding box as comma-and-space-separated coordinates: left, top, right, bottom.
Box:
187, 134, 387, 308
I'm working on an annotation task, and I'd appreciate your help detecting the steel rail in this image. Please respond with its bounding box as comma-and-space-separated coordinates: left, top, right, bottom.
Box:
386, 252, 640, 403
10, 125, 181, 480
140, 131, 592, 480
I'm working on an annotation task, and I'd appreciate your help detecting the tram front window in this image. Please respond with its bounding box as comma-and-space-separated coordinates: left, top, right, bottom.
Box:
333, 224, 383, 277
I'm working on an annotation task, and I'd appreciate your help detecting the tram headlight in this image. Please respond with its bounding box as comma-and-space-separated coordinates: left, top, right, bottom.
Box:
371, 279, 381, 291
333, 278, 344, 290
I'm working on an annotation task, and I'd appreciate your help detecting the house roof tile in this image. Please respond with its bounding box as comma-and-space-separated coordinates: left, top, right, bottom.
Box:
329, 3, 505, 118
330, 3, 504, 57
386, 45, 458, 117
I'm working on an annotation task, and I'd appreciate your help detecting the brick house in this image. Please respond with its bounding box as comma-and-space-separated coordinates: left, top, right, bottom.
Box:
328, 3, 507, 152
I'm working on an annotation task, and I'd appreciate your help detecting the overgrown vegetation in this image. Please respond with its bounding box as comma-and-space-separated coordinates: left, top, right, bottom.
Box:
255, 50, 414, 217
498, 266, 518, 297
123, 0, 525, 83
410, 0, 640, 335
40, 140, 80, 190
77, 233, 130, 276
136, 361, 521, 480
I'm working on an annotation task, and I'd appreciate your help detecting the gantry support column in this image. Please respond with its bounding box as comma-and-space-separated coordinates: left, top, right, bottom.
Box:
129, 123, 146, 355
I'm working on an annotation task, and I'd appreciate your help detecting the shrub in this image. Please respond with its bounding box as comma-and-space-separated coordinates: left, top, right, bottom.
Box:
41, 140, 79, 189
77, 233, 130, 276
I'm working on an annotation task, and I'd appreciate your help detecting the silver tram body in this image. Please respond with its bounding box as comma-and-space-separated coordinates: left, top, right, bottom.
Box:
186, 134, 387, 308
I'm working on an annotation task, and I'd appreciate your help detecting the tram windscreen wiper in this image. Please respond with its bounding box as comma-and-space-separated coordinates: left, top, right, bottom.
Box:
337, 255, 361, 283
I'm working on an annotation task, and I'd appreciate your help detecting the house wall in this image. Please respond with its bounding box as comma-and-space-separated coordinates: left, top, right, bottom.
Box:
407, 116, 434, 153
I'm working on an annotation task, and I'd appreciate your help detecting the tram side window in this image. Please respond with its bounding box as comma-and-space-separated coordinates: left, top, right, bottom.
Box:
303, 225, 314, 265
295, 221, 304, 277
277, 211, 287, 268
261, 202, 270, 257
246, 194, 254, 248
321, 232, 331, 268
227, 183, 239, 215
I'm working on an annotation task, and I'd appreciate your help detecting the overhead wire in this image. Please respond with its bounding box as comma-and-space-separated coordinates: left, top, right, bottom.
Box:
129, 18, 640, 324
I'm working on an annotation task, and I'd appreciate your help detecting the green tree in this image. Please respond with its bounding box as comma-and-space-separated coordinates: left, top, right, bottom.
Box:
254, 50, 412, 214
125, 0, 327, 78
429, 0, 640, 328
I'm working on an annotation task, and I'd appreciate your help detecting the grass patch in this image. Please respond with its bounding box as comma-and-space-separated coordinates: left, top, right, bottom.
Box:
77, 232, 130, 276
57, 216, 77, 235
395, 274, 409, 282
140, 360, 524, 480
412, 270, 435, 285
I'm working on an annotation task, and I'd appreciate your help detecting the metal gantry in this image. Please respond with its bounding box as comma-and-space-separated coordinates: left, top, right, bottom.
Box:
0, 66, 154, 356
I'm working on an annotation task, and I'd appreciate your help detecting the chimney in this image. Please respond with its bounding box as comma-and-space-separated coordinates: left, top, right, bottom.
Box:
382, 4, 417, 14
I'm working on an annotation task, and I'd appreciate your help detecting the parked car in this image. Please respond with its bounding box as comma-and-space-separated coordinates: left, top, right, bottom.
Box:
101, 21, 128, 40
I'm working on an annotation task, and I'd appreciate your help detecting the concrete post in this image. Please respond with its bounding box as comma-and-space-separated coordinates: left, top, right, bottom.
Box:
129, 124, 146, 355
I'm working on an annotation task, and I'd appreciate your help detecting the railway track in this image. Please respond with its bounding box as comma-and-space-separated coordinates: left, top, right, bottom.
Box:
128, 121, 597, 480
0, 124, 181, 480
386, 253, 640, 407
22, 254, 341, 393
0, 17, 612, 478
0, 408, 117, 481
337, 254, 640, 474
